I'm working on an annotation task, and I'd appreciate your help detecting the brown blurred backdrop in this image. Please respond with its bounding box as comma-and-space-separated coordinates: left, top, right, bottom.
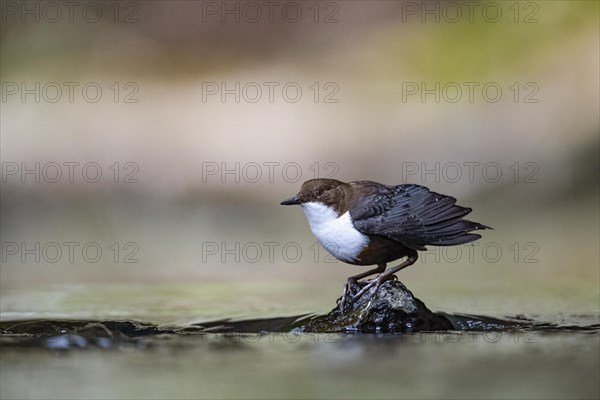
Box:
1, 1, 598, 323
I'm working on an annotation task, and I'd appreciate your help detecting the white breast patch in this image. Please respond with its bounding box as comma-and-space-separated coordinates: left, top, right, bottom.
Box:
301, 202, 369, 262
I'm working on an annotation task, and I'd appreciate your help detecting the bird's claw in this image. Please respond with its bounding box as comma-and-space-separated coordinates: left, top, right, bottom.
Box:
339, 274, 398, 311
351, 278, 380, 302
350, 273, 397, 303
338, 279, 358, 312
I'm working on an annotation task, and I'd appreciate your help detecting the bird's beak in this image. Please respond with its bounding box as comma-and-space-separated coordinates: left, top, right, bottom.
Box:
280, 195, 301, 206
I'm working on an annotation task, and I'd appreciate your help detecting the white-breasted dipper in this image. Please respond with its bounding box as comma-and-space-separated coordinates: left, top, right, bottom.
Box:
281, 178, 490, 308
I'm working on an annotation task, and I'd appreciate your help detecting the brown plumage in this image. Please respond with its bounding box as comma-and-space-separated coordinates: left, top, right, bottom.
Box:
281, 178, 490, 308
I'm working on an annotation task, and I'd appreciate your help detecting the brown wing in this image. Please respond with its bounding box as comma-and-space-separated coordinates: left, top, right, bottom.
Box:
350, 183, 489, 251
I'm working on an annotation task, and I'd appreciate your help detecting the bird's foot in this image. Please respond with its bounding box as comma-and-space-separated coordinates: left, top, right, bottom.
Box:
351, 274, 396, 303
337, 278, 359, 312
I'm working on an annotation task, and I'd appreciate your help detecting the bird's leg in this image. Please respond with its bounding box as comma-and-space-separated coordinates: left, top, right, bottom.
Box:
351, 254, 418, 302
338, 264, 386, 312
347, 264, 387, 286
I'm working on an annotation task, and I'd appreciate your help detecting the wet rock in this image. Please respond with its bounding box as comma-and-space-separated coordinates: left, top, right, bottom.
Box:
0, 319, 178, 348
45, 334, 88, 349
302, 280, 453, 333
442, 313, 524, 331
193, 315, 309, 333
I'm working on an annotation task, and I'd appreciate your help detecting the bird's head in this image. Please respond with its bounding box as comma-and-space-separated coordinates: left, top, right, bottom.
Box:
280, 178, 349, 212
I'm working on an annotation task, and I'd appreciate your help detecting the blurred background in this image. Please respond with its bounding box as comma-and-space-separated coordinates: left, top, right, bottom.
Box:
1, 1, 598, 324
1, 2, 599, 399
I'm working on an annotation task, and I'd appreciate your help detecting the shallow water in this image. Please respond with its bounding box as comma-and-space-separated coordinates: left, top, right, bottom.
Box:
1, 313, 599, 400
1, 277, 599, 399
2, 331, 598, 399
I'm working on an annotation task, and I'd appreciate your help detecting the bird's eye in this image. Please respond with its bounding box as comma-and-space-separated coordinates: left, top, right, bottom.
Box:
316, 189, 324, 196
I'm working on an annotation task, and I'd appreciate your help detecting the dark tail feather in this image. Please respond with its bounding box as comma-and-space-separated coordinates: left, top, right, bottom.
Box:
425, 219, 491, 246
386, 185, 491, 250
428, 233, 483, 246
408, 202, 489, 246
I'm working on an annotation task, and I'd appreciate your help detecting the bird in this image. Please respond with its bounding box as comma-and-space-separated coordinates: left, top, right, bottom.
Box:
281, 178, 490, 309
